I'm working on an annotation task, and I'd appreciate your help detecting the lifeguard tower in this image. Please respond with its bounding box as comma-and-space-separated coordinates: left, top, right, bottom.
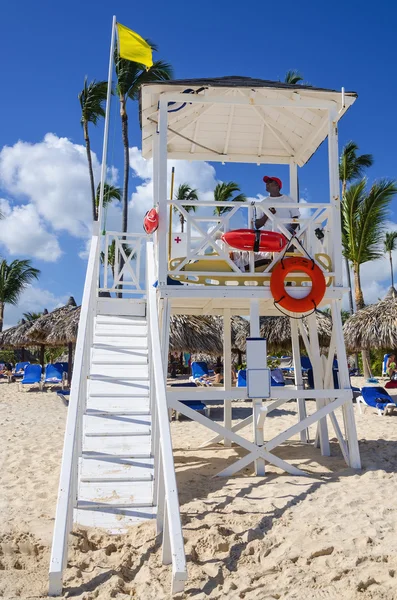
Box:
48, 75, 361, 596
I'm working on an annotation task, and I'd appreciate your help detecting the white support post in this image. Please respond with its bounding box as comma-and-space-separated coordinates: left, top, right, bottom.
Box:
289, 162, 298, 202
328, 109, 343, 287
157, 99, 168, 286
306, 313, 330, 456
162, 503, 172, 564
156, 454, 165, 535
223, 309, 232, 447
290, 318, 309, 442
96, 15, 116, 231
249, 299, 265, 476
331, 299, 361, 468
152, 133, 160, 269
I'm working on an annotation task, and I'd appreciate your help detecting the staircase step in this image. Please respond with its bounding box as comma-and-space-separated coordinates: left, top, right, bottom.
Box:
83, 434, 151, 457
80, 456, 154, 482
90, 364, 149, 380
74, 506, 155, 532
88, 379, 149, 397
78, 480, 153, 507
86, 396, 150, 415
93, 336, 148, 349
91, 347, 148, 365
95, 323, 147, 337
84, 414, 151, 437
95, 315, 147, 326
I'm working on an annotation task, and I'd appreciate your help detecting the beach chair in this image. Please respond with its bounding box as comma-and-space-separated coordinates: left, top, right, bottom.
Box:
53, 362, 69, 387
42, 364, 65, 390
170, 382, 210, 419
20, 364, 42, 391
356, 386, 397, 416
12, 361, 30, 379
382, 354, 392, 377
190, 361, 212, 386
237, 368, 284, 388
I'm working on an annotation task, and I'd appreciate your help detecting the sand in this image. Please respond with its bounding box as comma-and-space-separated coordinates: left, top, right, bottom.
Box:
1, 377, 397, 599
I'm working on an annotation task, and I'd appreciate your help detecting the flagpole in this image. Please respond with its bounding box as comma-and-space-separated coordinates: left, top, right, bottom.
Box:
96, 15, 117, 234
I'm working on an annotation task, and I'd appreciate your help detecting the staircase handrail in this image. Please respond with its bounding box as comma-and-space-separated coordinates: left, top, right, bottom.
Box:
146, 241, 187, 594
48, 232, 100, 596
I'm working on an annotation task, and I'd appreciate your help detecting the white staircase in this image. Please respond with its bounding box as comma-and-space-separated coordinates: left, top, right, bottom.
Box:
75, 311, 156, 531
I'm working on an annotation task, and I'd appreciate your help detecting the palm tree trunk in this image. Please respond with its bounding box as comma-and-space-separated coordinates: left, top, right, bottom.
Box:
84, 121, 97, 221
389, 251, 394, 288
353, 266, 371, 378
0, 301, 4, 332
180, 214, 185, 233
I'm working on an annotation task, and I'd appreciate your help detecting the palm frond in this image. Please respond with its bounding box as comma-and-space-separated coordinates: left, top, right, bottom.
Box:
95, 182, 122, 209
79, 78, 108, 126
347, 180, 397, 266
0, 260, 40, 306
339, 141, 374, 184
384, 231, 397, 253
213, 182, 246, 215
284, 70, 305, 85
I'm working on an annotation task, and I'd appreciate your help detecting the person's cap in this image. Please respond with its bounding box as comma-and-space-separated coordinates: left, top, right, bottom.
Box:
263, 176, 282, 189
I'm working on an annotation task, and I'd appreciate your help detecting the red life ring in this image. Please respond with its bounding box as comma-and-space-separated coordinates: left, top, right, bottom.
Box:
270, 257, 326, 313
143, 208, 159, 234
222, 229, 287, 253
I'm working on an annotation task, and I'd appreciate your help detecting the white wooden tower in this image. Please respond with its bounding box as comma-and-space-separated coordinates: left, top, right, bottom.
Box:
48, 72, 361, 596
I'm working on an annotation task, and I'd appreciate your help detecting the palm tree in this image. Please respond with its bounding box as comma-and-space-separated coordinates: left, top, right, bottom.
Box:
284, 70, 305, 85
79, 78, 108, 221
213, 182, 246, 216
22, 311, 43, 322
114, 47, 173, 234
339, 142, 374, 316
100, 240, 134, 279
95, 182, 122, 214
339, 141, 374, 197
342, 179, 397, 377
173, 184, 199, 232
384, 231, 397, 288
0, 259, 40, 332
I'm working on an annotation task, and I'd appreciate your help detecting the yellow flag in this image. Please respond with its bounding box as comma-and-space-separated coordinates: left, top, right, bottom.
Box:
116, 23, 153, 68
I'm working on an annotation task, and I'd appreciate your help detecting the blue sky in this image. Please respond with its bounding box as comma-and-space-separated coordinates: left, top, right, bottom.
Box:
0, 0, 396, 326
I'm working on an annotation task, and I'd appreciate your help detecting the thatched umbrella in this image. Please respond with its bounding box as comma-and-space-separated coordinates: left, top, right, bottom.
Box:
26, 297, 78, 382
343, 287, 397, 351
234, 311, 332, 353
169, 315, 247, 357
0, 311, 49, 363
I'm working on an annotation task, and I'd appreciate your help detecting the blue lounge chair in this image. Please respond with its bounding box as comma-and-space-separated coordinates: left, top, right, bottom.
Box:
237, 369, 246, 387
13, 361, 30, 379
237, 368, 284, 388
170, 382, 210, 419
190, 361, 212, 386
382, 354, 392, 377
357, 386, 397, 416
43, 364, 65, 389
20, 364, 42, 390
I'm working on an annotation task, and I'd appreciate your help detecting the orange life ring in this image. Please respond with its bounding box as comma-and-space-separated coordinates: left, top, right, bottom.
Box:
143, 208, 159, 234
222, 229, 287, 252
270, 257, 326, 313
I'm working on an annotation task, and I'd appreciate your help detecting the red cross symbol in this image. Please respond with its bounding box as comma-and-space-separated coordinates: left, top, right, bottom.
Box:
174, 236, 182, 243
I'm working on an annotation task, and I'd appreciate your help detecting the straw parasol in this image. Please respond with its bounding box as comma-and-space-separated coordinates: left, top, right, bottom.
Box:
25, 297, 78, 381
343, 287, 397, 351
169, 315, 247, 357
234, 311, 333, 353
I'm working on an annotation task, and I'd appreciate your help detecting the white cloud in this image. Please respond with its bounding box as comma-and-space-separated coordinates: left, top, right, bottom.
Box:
0, 199, 61, 261
2, 286, 69, 329
0, 133, 99, 238
127, 146, 218, 225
